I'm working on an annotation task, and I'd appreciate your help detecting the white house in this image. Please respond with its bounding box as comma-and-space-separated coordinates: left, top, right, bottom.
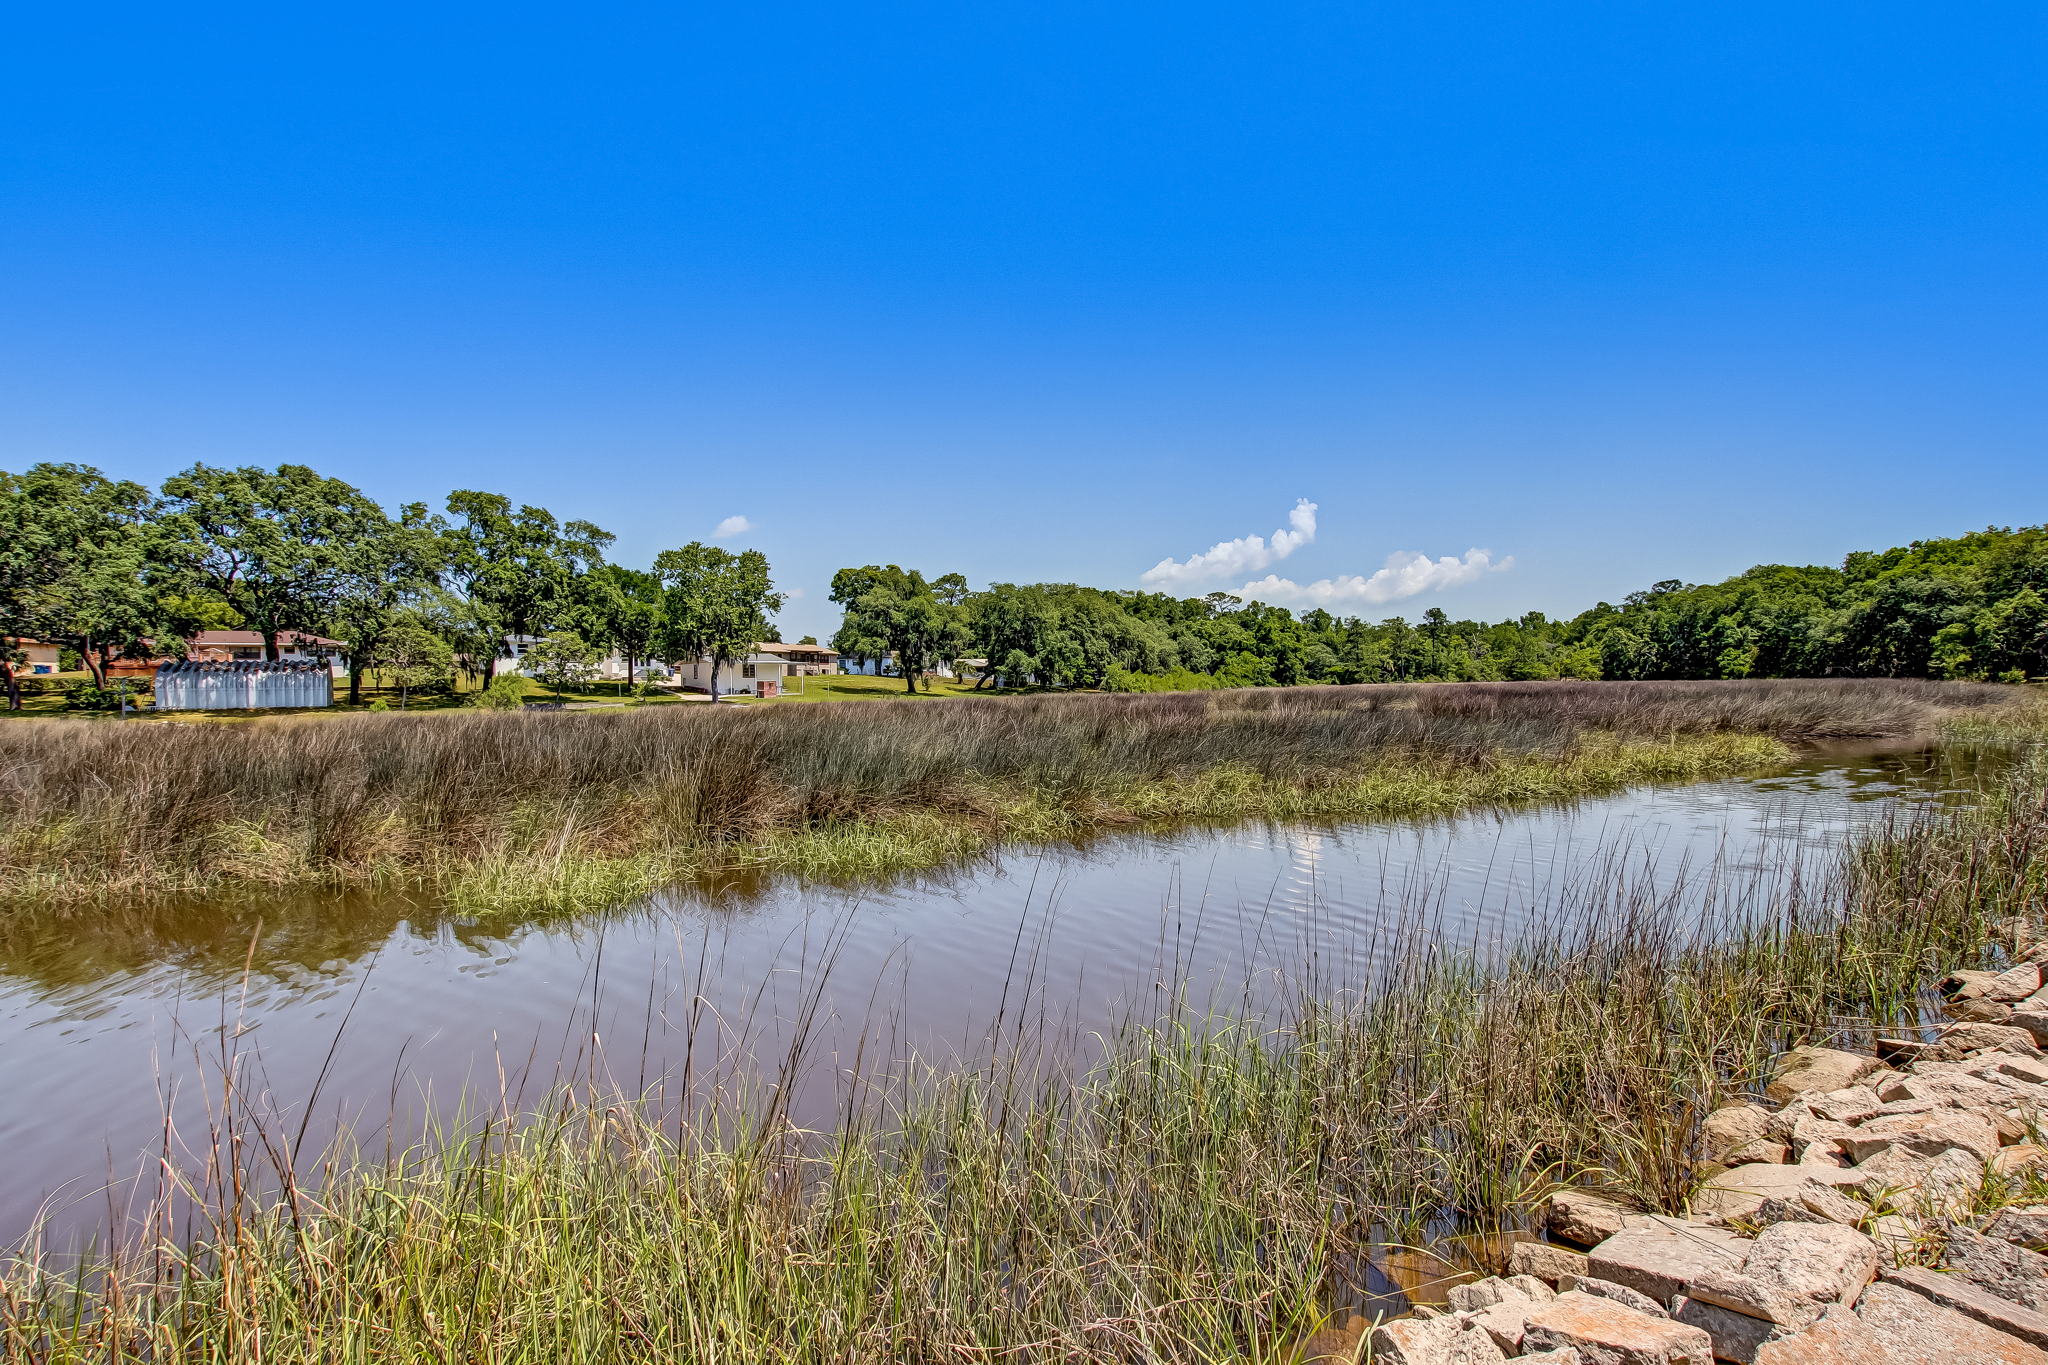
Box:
8, 639, 62, 675
676, 642, 839, 698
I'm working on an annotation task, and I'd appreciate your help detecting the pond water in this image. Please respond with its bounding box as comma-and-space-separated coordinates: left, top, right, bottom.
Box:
0, 742, 1989, 1247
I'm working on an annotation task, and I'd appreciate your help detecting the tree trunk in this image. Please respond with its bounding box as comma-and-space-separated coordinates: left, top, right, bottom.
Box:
1, 654, 18, 711
80, 639, 107, 688
626, 653, 636, 686
482, 654, 497, 686
348, 659, 364, 705
706, 655, 720, 700
262, 629, 280, 663
903, 658, 919, 694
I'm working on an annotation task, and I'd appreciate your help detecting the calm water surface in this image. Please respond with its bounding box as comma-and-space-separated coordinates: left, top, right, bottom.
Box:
0, 743, 1985, 1244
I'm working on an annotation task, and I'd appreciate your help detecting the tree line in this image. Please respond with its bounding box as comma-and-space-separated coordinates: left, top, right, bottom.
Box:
831, 522, 2048, 693
0, 462, 785, 709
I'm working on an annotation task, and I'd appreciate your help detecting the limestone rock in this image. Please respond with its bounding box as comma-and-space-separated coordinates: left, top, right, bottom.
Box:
1996, 1144, 2048, 1177
1968, 1051, 2048, 1086
1520, 1292, 1713, 1365
1938, 1225, 2048, 1311
1948, 996, 2018, 1023
1840, 1110, 2002, 1164
1700, 1105, 1772, 1163
1765, 1047, 1883, 1106
1689, 1162, 1860, 1222
1587, 1226, 1749, 1305
1670, 1295, 1791, 1365
1510, 1352, 1584, 1364
1548, 1190, 1649, 1247
1987, 962, 2046, 1002
1723, 1139, 1789, 1167
1850, 1145, 1982, 1220
1685, 1221, 1879, 1329
1880, 1263, 2048, 1348
1446, 1276, 1537, 1313
1467, 1298, 1541, 1354
1559, 1274, 1669, 1318
1990, 1205, 2048, 1251
1943, 969, 2006, 1001
1368, 1312, 1509, 1364
2011, 1009, 2048, 1047
1936, 1021, 2045, 1060
1749, 1177, 1868, 1230
1754, 1283, 2048, 1364
1509, 1240, 1592, 1284
1805, 1085, 1883, 1124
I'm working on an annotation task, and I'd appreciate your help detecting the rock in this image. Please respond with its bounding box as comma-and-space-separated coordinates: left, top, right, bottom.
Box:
1549, 1191, 1650, 1247
1560, 1275, 1670, 1318
1875, 1067, 2008, 1107
1990, 1206, 2048, 1250
1968, 1051, 2048, 1086
1685, 1221, 1880, 1329
1948, 997, 2018, 1023
1881, 1263, 2048, 1348
1671, 1295, 1792, 1364
1468, 1299, 1541, 1354
1997, 1145, 2048, 1177
2011, 1010, 2048, 1047
1689, 1162, 1860, 1222
1510, 1240, 1592, 1284
1850, 1145, 1982, 1219
1750, 1177, 1869, 1229
1446, 1276, 1538, 1313
1367, 1313, 1509, 1364
1988, 963, 2047, 1001
1587, 1226, 1749, 1305
1938, 1225, 2048, 1311
1840, 1110, 2002, 1164
1805, 1086, 1884, 1124
1765, 1048, 1883, 1105
1937, 1021, 2046, 1059
1875, 1037, 1936, 1066
1785, 1113, 1860, 1161
1701, 1105, 1773, 1163
1722, 1139, 1789, 1167
1520, 1292, 1714, 1365
1943, 969, 2006, 1001
1754, 1283, 2048, 1364
1510, 1352, 1584, 1365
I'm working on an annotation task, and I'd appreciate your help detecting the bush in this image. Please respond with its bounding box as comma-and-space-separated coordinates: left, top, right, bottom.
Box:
473, 675, 529, 710
61, 681, 132, 712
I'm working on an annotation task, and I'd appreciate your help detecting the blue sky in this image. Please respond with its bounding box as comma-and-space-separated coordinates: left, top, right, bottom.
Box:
4, 5, 2043, 641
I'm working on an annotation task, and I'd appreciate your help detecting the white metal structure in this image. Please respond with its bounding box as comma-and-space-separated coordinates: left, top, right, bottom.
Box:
154, 660, 333, 710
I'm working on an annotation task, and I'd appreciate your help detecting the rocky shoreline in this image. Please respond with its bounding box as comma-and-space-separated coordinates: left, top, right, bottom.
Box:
1363, 926, 2048, 1364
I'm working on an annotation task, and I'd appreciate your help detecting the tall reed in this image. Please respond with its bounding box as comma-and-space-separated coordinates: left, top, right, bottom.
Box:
5, 728, 2042, 1363
0, 678, 2016, 909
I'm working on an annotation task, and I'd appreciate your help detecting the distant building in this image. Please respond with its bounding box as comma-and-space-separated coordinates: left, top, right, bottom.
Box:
7, 639, 62, 675
676, 642, 839, 698
104, 630, 351, 678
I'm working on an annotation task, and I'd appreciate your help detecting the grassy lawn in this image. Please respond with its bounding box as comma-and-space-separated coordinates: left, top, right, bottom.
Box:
751, 673, 990, 703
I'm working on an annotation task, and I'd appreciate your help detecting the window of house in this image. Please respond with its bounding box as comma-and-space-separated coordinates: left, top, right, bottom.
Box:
742, 663, 756, 678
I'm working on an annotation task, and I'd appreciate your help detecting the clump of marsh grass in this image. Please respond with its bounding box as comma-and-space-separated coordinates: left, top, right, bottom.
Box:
5, 731, 2042, 1364
0, 679, 2017, 910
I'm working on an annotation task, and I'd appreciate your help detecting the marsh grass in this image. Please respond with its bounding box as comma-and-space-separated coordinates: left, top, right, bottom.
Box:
0, 678, 2016, 910
5, 723, 2044, 1363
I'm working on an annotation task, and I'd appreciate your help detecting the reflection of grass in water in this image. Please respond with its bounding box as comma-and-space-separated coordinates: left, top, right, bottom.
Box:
0, 678, 2017, 912
10, 730, 2045, 1363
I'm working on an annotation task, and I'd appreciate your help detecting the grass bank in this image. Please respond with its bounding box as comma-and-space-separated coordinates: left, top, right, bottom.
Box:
5, 708, 2043, 1363
0, 679, 2018, 911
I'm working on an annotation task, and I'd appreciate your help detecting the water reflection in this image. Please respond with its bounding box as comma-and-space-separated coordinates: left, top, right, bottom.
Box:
0, 743, 1993, 1245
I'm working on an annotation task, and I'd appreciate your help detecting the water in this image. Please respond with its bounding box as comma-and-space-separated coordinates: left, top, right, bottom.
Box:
0, 743, 1984, 1245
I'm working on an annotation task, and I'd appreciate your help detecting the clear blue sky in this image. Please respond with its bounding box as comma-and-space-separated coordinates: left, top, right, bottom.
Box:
4, 4, 2043, 641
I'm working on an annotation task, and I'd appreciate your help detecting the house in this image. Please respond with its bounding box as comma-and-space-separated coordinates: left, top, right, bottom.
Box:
676, 642, 834, 698
839, 651, 977, 680
188, 631, 350, 676
6, 639, 62, 675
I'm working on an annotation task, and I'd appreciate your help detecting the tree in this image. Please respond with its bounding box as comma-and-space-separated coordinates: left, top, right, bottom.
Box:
441, 490, 612, 682
158, 464, 396, 662
583, 565, 665, 685
521, 630, 600, 702
0, 463, 170, 703
369, 614, 455, 709
656, 543, 784, 699
831, 565, 969, 694
327, 503, 447, 704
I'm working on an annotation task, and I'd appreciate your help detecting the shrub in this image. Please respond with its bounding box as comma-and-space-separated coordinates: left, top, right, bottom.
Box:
473, 675, 529, 710
61, 681, 130, 712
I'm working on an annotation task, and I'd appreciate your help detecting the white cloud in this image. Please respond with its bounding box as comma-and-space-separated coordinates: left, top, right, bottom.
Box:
712, 514, 754, 539
1236, 549, 1512, 608
784, 586, 806, 600
1140, 499, 1317, 589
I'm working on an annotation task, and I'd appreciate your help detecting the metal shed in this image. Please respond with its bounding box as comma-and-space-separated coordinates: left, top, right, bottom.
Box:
153, 659, 334, 711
